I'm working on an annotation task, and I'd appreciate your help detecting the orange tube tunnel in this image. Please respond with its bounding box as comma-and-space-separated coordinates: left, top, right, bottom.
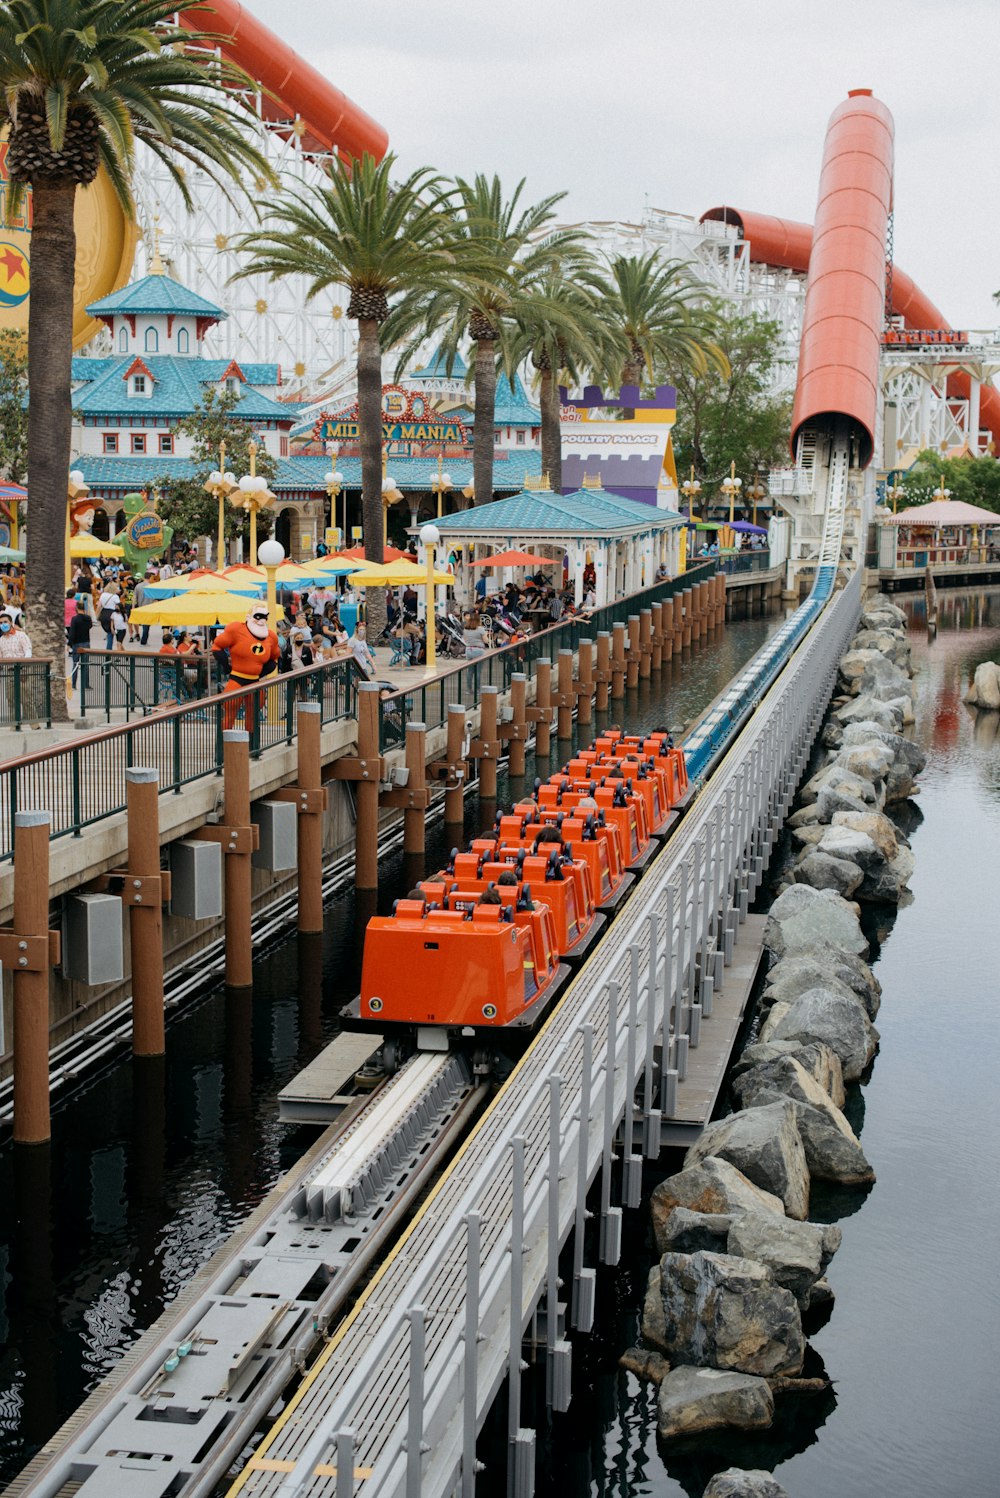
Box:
179, 0, 389, 161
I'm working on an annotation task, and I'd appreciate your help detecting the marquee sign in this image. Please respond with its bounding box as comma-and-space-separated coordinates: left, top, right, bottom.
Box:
125, 510, 165, 551
559, 382, 679, 507
314, 385, 470, 447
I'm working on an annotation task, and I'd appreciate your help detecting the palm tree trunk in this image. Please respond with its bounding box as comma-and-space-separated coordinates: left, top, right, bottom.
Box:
539, 368, 562, 492
356, 317, 386, 641
472, 338, 496, 505
25, 181, 76, 723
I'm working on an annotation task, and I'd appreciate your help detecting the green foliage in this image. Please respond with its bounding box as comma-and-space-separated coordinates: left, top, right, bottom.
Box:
894, 450, 1000, 514
671, 311, 792, 499
0, 0, 275, 217
594, 252, 731, 390
0, 330, 28, 485
160, 387, 277, 548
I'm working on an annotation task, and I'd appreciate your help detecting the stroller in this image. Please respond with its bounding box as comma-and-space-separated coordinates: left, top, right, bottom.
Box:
481, 599, 518, 650
437, 613, 467, 659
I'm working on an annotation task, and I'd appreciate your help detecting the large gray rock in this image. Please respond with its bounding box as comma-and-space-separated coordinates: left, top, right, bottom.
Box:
764, 945, 881, 1018
702, 1469, 789, 1498
851, 628, 912, 670
647, 1251, 805, 1375
656, 1365, 774, 1441
833, 693, 906, 732
816, 782, 879, 820
861, 598, 907, 629
685, 1102, 810, 1220
764, 884, 869, 960
838, 647, 884, 690
857, 843, 916, 903
836, 742, 895, 785
726, 1210, 840, 1307
731, 1038, 846, 1107
860, 654, 915, 704
793, 849, 864, 898
731, 1056, 874, 1184
965, 660, 1000, 710
760, 984, 879, 1082
657, 1207, 733, 1255
830, 808, 900, 864
651, 1157, 785, 1253
838, 726, 925, 801
815, 824, 883, 870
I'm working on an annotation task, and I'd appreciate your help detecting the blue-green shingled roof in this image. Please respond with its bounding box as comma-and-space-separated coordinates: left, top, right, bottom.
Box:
86, 271, 226, 321
492, 372, 540, 426
433, 488, 683, 536
411, 346, 467, 379
71, 355, 292, 421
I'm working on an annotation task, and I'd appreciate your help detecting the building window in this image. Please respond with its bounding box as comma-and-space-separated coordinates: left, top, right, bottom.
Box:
103, 433, 118, 454
144, 326, 158, 353
516, 429, 526, 446
132, 375, 146, 395
226, 376, 240, 394
118, 326, 128, 352
158, 433, 173, 455
494, 430, 501, 445
279, 435, 289, 457
177, 327, 189, 354
132, 433, 146, 454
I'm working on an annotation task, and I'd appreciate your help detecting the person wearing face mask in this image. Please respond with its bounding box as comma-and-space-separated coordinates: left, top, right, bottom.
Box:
211, 602, 281, 730
0, 607, 33, 722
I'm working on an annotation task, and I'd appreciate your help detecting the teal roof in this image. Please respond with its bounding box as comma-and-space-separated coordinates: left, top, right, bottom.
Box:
411, 346, 467, 379
71, 355, 293, 422
433, 487, 682, 537
86, 272, 226, 321
492, 372, 540, 426
72, 355, 280, 385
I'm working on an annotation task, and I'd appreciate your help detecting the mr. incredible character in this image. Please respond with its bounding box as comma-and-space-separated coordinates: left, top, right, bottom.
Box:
212, 602, 280, 730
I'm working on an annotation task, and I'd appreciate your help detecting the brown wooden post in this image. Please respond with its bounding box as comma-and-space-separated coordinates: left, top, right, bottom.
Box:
639, 609, 652, 679
354, 683, 382, 892
445, 702, 467, 824
222, 731, 253, 989
695, 581, 706, 641
403, 720, 427, 855
716, 572, 726, 627
660, 596, 674, 663
611, 622, 627, 700
576, 638, 594, 726
650, 602, 663, 672
125, 768, 165, 1057
556, 649, 574, 739
295, 702, 325, 933
672, 593, 685, 655
626, 616, 640, 689
11, 811, 53, 1145
479, 685, 499, 799
595, 632, 611, 713
681, 590, 693, 648
508, 673, 527, 777
534, 658, 553, 757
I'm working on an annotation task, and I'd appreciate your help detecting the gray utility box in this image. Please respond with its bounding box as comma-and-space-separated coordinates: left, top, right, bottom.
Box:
63, 892, 124, 986
252, 799, 298, 873
170, 839, 223, 921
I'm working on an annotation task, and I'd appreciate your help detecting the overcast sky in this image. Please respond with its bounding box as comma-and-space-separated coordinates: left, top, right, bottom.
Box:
250, 0, 999, 329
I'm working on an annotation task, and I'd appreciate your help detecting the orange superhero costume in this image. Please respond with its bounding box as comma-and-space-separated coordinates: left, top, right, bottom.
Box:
212, 605, 281, 730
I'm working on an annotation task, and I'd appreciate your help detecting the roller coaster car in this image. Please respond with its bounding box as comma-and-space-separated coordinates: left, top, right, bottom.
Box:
432, 851, 604, 961
556, 754, 676, 838
344, 897, 569, 1048
594, 734, 693, 809
496, 813, 634, 913
534, 778, 655, 870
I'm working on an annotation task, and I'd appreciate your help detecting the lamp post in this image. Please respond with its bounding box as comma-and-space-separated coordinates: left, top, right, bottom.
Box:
746, 472, 767, 528
204, 440, 237, 567
720, 461, 742, 525
381, 471, 402, 549
66, 469, 89, 586
235, 440, 275, 566
429, 452, 452, 519
257, 537, 285, 628
680, 466, 701, 524
885, 481, 905, 515
932, 475, 951, 504
420, 521, 441, 671
324, 467, 345, 551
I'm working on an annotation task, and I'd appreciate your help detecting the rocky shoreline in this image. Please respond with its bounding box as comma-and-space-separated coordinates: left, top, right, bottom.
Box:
623, 596, 926, 1498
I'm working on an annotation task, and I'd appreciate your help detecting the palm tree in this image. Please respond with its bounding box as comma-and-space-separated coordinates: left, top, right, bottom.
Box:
598, 252, 730, 396
386, 176, 587, 505
233, 153, 458, 639
506, 267, 624, 491
0, 0, 274, 719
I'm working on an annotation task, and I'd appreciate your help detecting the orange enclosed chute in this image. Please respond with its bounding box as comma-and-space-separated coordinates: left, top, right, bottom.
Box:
180, 0, 389, 161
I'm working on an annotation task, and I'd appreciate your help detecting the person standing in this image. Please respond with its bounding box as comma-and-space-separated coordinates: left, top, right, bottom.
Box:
0, 607, 33, 723
67, 600, 92, 689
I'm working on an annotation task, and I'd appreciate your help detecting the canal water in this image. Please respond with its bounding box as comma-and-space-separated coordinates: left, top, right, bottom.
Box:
0, 610, 787, 1488
536, 586, 1000, 1498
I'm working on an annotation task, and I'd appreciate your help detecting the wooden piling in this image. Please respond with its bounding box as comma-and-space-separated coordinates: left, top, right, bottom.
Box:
650, 602, 663, 672
445, 702, 467, 824
354, 684, 382, 891
125, 768, 165, 1057
534, 658, 553, 757
639, 610, 652, 679
661, 597, 675, 663
595, 632, 611, 713
508, 673, 527, 777
681, 590, 692, 648
403, 721, 427, 855
10, 812, 54, 1145
223, 731, 253, 989
576, 638, 594, 725
611, 622, 627, 700
626, 616, 640, 688
716, 572, 726, 627
294, 703, 325, 933
479, 685, 499, 799
557, 649, 574, 739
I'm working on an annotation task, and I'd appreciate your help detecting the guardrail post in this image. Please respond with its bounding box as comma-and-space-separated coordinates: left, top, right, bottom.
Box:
649, 602, 663, 672
576, 638, 593, 726
403, 721, 427, 855
533, 658, 552, 758
406, 1305, 428, 1498
556, 649, 574, 739
356, 683, 382, 891
8, 811, 58, 1145
600, 982, 622, 1265
223, 732, 254, 989
572, 1023, 596, 1333
125, 768, 165, 1057
272, 702, 327, 933
462, 1212, 482, 1498
506, 673, 527, 778
445, 702, 467, 825
638, 610, 652, 680
610, 622, 627, 700
626, 616, 640, 689
478, 685, 499, 800
594, 633, 611, 714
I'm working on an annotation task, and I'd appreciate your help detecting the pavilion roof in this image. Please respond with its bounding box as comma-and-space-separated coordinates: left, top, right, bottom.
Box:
86, 271, 226, 321
881, 499, 1000, 526
434, 487, 683, 538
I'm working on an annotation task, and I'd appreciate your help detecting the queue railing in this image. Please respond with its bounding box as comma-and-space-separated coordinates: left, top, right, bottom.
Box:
715, 548, 772, 576
78, 649, 226, 721
0, 659, 53, 730
0, 656, 356, 861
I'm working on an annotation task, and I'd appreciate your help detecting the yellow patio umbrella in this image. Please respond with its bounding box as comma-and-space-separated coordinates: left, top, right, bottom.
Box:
142, 569, 251, 597
130, 592, 286, 627
349, 560, 455, 587
69, 533, 124, 558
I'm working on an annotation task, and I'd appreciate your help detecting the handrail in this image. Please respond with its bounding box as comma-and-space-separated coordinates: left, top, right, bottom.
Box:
0, 658, 54, 731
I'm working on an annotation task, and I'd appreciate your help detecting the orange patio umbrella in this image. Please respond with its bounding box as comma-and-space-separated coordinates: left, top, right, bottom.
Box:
470, 549, 558, 567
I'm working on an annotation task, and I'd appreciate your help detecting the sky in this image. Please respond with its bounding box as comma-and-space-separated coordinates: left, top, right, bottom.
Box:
248, 0, 1000, 329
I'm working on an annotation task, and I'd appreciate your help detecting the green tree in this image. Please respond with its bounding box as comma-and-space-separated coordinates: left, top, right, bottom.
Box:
895, 449, 1000, 515
0, 330, 28, 487
596, 252, 730, 395
160, 387, 277, 555
0, 0, 273, 718
234, 152, 458, 637
385, 176, 588, 505
671, 311, 792, 506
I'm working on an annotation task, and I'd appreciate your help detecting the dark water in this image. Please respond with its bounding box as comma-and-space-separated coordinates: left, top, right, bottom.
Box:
539, 587, 1000, 1498
0, 610, 787, 1488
